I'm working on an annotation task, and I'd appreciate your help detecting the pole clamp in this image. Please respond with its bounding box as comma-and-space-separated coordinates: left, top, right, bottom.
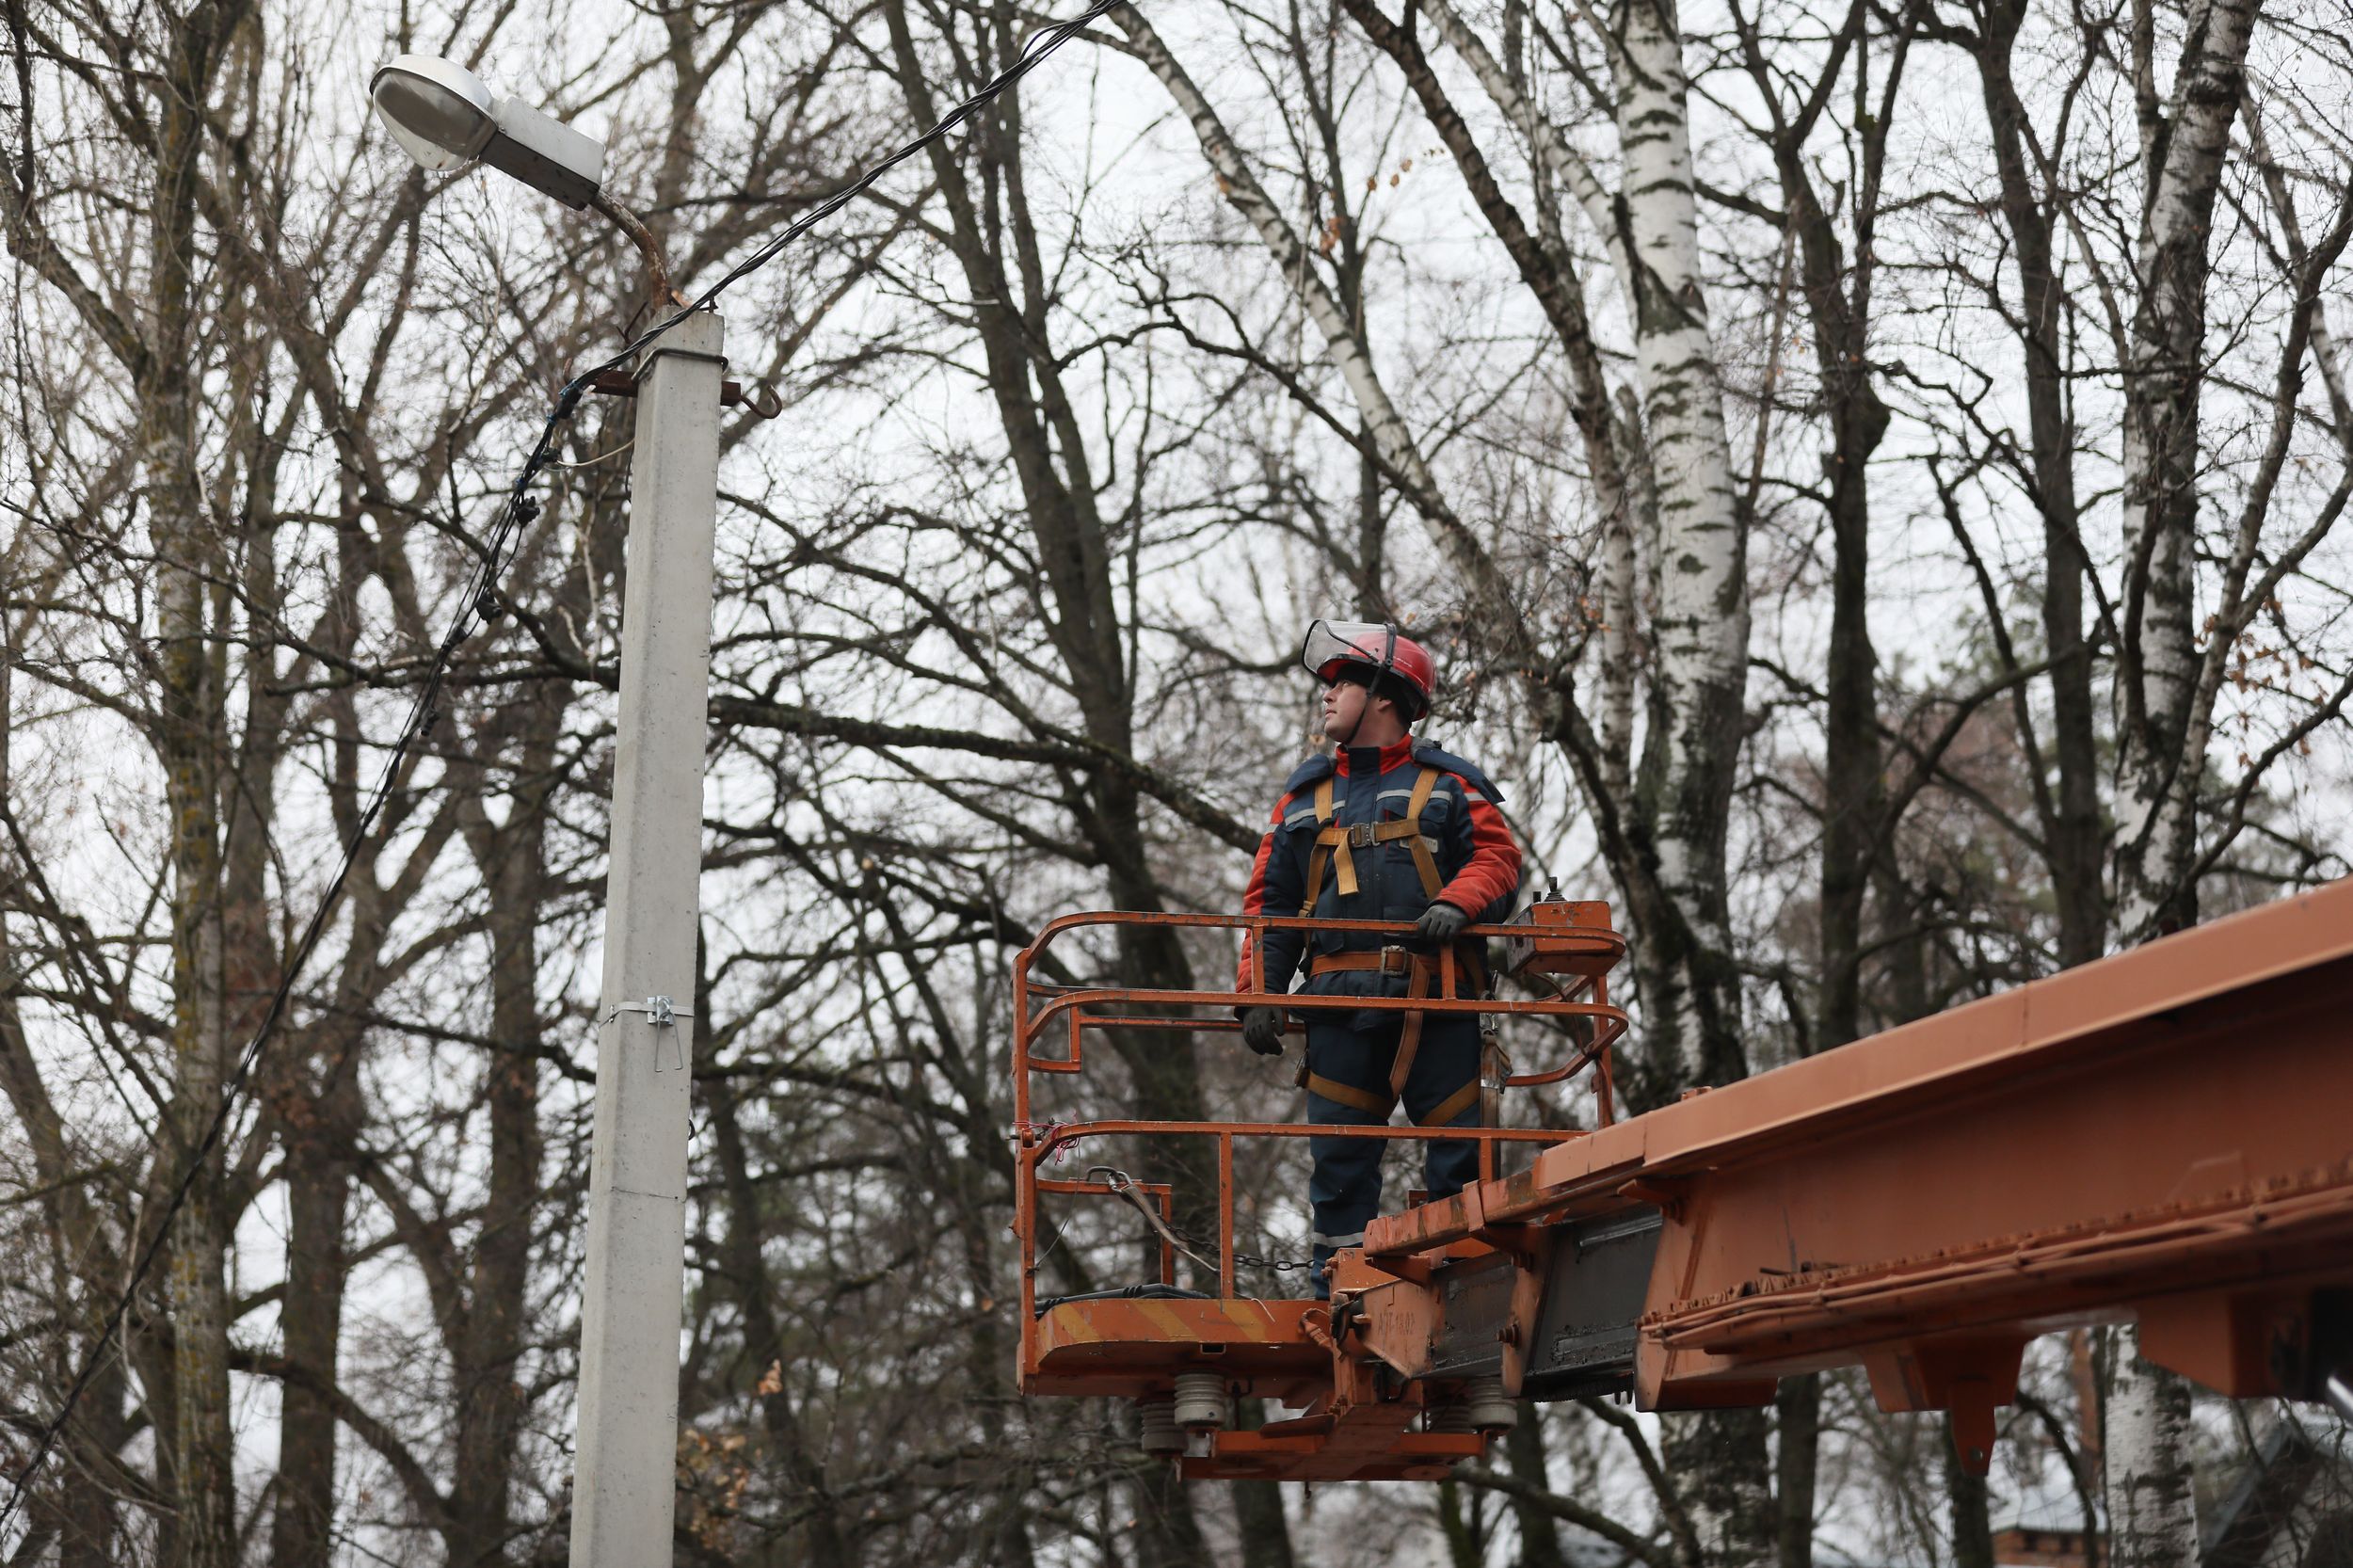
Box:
600, 995, 695, 1069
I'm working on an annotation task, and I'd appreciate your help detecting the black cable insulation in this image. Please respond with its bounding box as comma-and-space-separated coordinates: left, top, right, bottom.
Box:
0, 0, 1126, 1532
1032, 1286, 1210, 1314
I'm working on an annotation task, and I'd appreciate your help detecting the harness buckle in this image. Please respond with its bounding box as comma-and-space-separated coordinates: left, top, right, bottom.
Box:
1346, 823, 1376, 849
1379, 945, 1412, 974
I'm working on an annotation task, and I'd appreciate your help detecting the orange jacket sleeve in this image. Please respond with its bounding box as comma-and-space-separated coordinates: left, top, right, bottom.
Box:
1434, 778, 1521, 920
1237, 789, 1306, 995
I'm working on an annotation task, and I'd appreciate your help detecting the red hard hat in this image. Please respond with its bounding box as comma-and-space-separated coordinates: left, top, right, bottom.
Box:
1301, 619, 1435, 715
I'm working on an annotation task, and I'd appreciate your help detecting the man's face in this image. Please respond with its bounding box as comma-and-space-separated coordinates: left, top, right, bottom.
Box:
1321, 677, 1369, 740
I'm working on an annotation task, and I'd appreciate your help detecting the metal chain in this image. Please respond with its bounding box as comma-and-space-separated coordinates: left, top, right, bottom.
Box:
1231, 1249, 1315, 1274
1175, 1227, 1313, 1274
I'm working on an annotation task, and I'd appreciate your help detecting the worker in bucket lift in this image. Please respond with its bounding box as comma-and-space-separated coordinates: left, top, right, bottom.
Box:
1235, 620, 1524, 1298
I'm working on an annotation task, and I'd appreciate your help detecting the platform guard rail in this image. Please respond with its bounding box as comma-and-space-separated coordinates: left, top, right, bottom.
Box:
1010, 907, 1628, 1322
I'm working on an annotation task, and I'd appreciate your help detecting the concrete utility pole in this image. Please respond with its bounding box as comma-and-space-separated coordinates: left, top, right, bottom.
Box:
363, 55, 723, 1566
570, 309, 727, 1568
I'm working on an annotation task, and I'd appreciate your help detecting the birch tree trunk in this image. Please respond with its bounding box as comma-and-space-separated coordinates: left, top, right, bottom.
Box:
1601, 2, 1769, 1557
1609, 0, 1753, 1097
2105, 1336, 2201, 1568
2105, 0, 2258, 1557
1122, 12, 1766, 1548
1602, 390, 1650, 803
1369, 0, 1761, 1106
1130, 0, 1753, 1107
2111, 0, 2258, 942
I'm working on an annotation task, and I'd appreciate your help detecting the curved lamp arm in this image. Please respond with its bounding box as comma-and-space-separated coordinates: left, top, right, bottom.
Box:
589, 190, 686, 307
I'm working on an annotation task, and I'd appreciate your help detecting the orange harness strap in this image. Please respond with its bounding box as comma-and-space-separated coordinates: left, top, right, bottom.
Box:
1298, 777, 1337, 916
1306, 948, 1447, 1100
1296, 767, 1446, 915
1305, 1071, 1394, 1115
1419, 1077, 1483, 1128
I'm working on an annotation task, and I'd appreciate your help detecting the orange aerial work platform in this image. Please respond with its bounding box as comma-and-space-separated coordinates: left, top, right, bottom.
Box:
1010, 887, 2353, 1482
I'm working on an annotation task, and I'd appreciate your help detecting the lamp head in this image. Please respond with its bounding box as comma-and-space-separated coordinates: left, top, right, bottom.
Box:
369, 54, 606, 208
370, 55, 496, 171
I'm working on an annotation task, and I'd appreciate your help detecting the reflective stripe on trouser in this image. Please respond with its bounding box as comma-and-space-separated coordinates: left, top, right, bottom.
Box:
1303, 1011, 1482, 1299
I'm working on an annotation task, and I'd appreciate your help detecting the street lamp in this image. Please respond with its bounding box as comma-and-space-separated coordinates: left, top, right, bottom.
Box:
369, 51, 723, 1568
371, 54, 683, 303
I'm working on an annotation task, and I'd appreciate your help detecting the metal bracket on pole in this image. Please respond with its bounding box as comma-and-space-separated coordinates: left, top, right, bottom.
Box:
600, 995, 693, 1069
588, 367, 780, 416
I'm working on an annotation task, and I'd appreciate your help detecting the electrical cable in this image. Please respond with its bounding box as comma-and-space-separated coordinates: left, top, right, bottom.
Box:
0, 0, 1128, 1534
1085, 1167, 1313, 1284
541, 436, 634, 469
1032, 1285, 1210, 1314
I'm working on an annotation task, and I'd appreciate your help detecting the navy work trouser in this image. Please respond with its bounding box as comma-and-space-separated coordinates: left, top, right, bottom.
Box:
1303, 1007, 1482, 1298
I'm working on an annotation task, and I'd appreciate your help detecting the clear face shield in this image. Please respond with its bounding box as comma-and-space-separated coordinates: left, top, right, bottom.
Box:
1300, 619, 1398, 685
1302, 618, 1401, 744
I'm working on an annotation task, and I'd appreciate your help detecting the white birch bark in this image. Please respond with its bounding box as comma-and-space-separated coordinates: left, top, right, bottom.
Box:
2106, 1332, 2201, 1568
1595, 5, 1768, 1554
1608, 0, 1751, 1089
1386, 0, 1753, 1091
1602, 387, 1652, 802
2111, 0, 2259, 942
1126, 0, 1748, 1101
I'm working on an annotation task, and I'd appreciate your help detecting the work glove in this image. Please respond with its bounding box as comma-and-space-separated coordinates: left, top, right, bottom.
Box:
1416, 900, 1471, 943
1240, 1005, 1288, 1056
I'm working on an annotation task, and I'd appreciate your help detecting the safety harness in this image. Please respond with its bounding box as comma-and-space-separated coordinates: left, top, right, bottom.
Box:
1294, 764, 1484, 1128
1296, 768, 1445, 908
